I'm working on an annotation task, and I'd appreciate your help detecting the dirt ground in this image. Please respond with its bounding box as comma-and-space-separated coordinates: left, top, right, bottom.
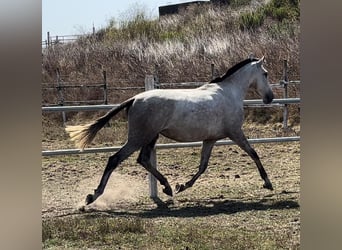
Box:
42, 121, 300, 248
42, 142, 300, 214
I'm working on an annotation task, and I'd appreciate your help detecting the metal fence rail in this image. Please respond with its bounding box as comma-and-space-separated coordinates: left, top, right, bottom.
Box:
41, 98, 300, 112
42, 98, 300, 157
42, 136, 300, 156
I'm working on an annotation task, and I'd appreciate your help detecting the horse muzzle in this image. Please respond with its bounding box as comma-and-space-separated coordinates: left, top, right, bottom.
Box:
263, 91, 274, 104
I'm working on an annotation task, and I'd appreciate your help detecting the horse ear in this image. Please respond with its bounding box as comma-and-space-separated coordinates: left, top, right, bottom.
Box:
257, 56, 265, 65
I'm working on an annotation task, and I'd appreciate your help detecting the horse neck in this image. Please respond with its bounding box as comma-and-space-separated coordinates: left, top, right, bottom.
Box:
218, 67, 254, 100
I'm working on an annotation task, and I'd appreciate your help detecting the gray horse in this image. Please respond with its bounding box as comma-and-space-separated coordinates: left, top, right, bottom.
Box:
66, 56, 274, 205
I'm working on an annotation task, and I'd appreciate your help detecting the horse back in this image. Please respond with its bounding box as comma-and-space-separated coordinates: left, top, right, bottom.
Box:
126, 88, 243, 142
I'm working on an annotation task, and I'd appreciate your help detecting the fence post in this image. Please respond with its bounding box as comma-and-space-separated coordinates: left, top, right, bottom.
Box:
47, 31, 50, 47
145, 75, 155, 91
282, 60, 289, 129
144, 75, 158, 198
56, 68, 66, 125
211, 63, 215, 80
103, 70, 108, 105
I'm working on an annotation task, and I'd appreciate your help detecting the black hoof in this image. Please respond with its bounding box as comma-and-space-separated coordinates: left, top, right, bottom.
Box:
263, 182, 274, 191
78, 205, 86, 212
175, 183, 186, 193
163, 186, 173, 197
85, 194, 94, 205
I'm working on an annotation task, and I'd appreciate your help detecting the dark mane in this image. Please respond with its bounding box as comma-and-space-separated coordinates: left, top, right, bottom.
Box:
210, 58, 259, 83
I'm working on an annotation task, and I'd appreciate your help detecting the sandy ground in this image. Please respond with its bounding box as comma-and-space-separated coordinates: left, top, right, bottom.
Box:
42, 139, 300, 218
42, 121, 300, 248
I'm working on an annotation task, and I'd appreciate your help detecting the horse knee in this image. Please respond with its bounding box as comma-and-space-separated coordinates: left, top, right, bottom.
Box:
137, 146, 155, 167
108, 154, 118, 164
137, 152, 148, 166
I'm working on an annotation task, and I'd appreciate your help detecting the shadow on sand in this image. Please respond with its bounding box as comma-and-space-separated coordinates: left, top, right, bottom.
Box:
81, 195, 299, 219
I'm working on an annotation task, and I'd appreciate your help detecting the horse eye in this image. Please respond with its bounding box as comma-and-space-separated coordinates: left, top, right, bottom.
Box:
263, 72, 268, 78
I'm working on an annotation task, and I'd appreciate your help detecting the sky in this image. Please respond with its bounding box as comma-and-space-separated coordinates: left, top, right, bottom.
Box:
42, 0, 201, 40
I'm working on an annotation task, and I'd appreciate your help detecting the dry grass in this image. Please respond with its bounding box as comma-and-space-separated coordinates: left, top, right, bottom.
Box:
42, 0, 300, 110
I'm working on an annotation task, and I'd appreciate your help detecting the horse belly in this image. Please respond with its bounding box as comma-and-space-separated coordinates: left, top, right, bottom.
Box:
161, 116, 226, 142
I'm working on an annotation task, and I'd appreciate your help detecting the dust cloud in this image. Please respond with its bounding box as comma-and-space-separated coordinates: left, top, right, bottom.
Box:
76, 172, 149, 211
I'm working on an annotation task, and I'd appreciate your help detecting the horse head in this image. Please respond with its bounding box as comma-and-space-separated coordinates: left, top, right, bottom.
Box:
252, 56, 274, 104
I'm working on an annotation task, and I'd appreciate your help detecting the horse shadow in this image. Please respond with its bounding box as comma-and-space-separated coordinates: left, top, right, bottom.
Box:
86, 194, 299, 219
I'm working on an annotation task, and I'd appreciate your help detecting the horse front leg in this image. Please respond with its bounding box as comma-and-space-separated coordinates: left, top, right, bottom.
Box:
230, 130, 273, 190
175, 140, 216, 194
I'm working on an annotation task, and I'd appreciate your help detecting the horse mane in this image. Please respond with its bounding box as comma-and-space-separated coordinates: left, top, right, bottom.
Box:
210, 58, 259, 83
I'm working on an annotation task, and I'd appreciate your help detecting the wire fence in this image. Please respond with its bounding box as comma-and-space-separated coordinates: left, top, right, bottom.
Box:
42, 34, 83, 48
42, 30, 96, 48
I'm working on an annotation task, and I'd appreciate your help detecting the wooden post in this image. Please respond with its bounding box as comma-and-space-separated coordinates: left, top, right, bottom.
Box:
282, 60, 289, 129
144, 75, 158, 198
211, 63, 215, 80
56, 68, 66, 125
145, 75, 155, 91
47, 32, 50, 47
148, 147, 158, 198
103, 70, 108, 105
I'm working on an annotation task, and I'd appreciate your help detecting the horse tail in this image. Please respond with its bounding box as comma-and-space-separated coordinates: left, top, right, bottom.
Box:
65, 98, 135, 150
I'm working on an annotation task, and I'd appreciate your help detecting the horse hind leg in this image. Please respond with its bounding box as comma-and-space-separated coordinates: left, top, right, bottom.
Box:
175, 140, 216, 194
85, 141, 140, 205
137, 135, 173, 197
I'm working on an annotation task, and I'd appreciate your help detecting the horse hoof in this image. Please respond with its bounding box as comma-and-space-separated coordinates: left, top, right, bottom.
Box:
78, 205, 86, 212
263, 182, 274, 191
175, 183, 186, 193
163, 186, 173, 197
85, 194, 94, 205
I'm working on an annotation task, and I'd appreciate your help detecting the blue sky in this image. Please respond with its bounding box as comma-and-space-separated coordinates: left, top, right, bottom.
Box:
42, 0, 203, 40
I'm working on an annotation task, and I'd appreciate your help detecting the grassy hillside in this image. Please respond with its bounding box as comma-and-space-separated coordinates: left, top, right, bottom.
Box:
42, 0, 300, 123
